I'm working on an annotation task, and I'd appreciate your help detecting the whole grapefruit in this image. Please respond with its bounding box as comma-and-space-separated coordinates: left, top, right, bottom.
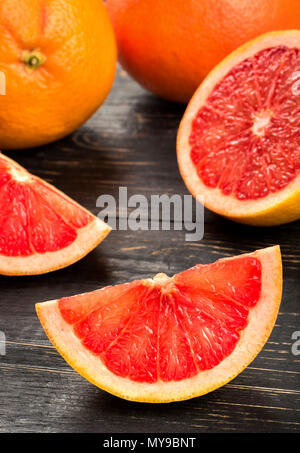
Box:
106, 0, 300, 102
0, 0, 116, 149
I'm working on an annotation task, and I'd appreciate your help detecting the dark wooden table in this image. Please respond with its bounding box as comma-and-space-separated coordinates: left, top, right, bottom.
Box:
0, 67, 299, 433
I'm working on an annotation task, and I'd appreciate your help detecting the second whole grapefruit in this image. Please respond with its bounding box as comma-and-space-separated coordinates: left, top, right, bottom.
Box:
106, 0, 300, 103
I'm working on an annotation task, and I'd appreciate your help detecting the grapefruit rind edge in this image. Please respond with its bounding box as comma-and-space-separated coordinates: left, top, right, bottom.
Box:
35, 246, 282, 403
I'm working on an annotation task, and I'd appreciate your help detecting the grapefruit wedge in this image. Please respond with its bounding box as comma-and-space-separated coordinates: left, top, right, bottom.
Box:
177, 30, 300, 226
36, 246, 282, 403
0, 153, 110, 275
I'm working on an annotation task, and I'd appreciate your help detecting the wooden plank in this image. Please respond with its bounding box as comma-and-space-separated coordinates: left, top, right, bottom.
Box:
0, 68, 299, 433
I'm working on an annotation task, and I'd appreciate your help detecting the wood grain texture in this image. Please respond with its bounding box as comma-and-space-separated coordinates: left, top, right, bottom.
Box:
0, 67, 299, 433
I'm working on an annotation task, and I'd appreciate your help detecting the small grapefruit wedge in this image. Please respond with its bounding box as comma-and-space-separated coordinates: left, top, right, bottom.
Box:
36, 246, 282, 403
0, 153, 110, 275
177, 30, 300, 226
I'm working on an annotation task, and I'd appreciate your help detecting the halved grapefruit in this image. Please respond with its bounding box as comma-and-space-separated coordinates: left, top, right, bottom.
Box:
36, 246, 282, 403
0, 153, 110, 275
177, 30, 300, 226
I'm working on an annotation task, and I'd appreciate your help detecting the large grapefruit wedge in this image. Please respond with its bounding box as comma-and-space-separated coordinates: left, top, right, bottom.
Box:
0, 153, 110, 275
177, 30, 300, 225
36, 246, 282, 403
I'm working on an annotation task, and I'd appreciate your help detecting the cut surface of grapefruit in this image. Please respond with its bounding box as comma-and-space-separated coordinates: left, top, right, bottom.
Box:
36, 246, 282, 403
0, 153, 110, 275
177, 30, 300, 225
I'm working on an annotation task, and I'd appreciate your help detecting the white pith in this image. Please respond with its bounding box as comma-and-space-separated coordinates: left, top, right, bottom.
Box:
9, 164, 31, 183
252, 109, 272, 137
